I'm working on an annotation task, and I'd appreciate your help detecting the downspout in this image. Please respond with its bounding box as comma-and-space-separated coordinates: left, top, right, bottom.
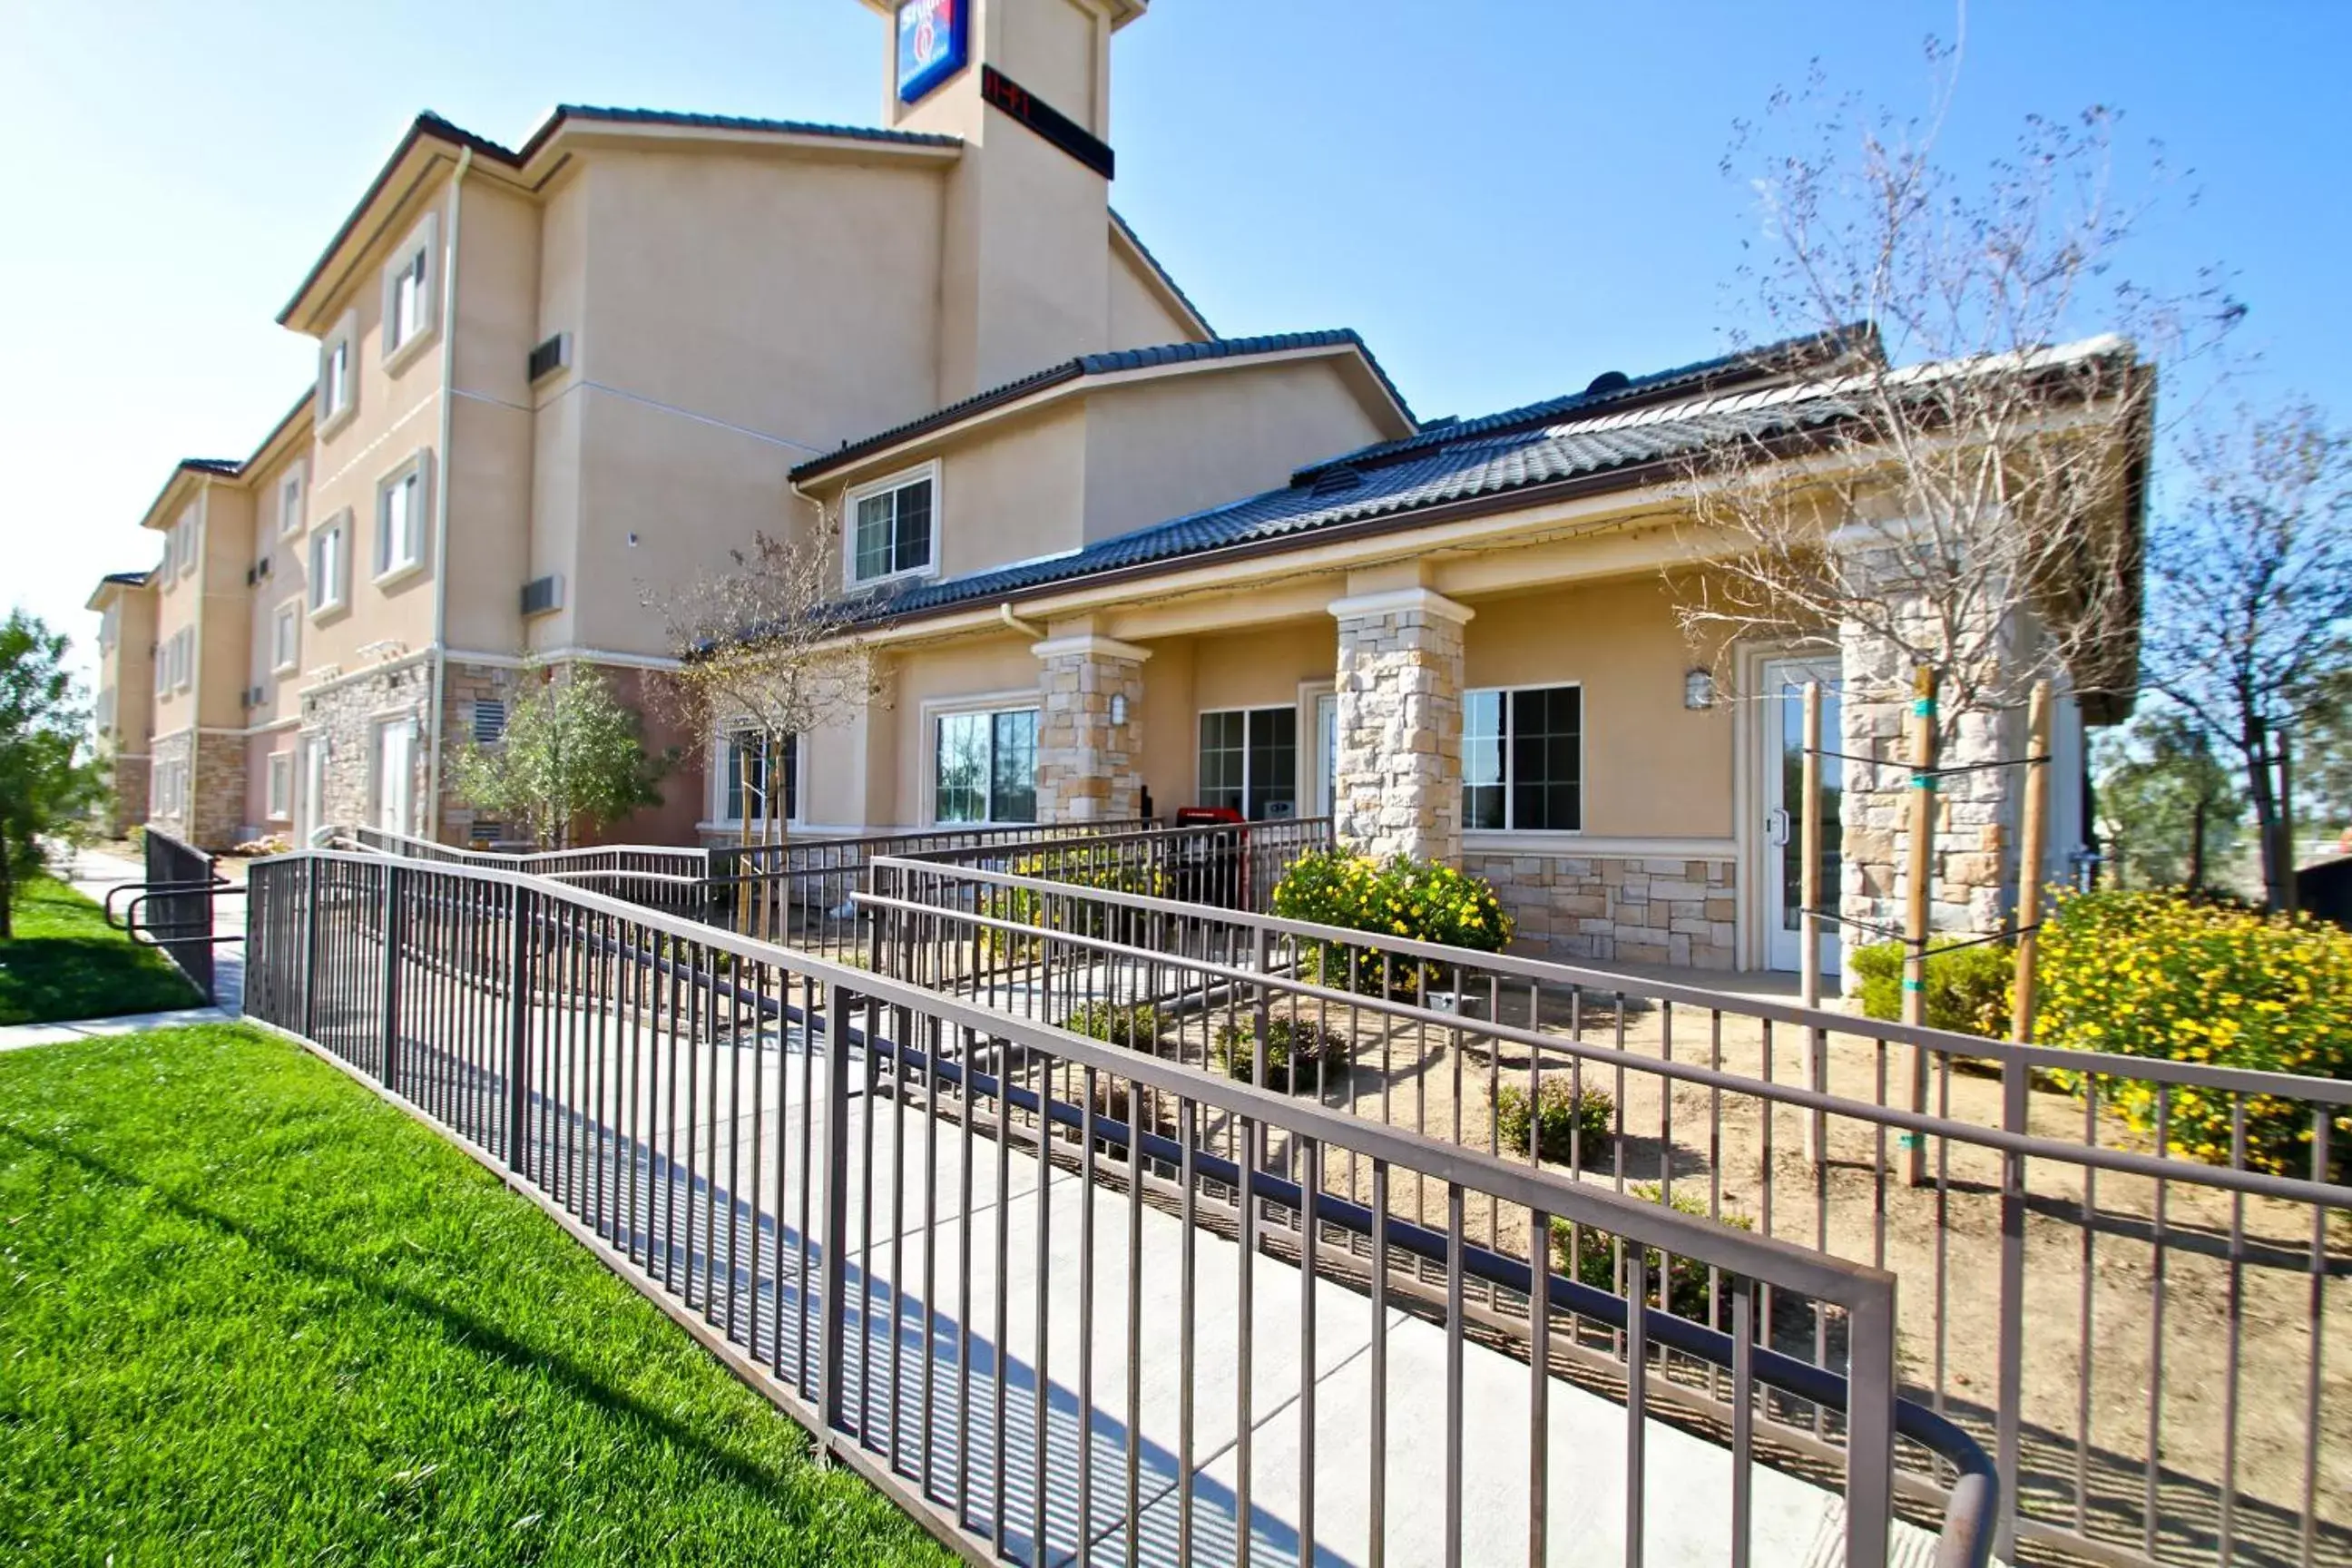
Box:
424, 146, 472, 839
1000, 603, 1043, 640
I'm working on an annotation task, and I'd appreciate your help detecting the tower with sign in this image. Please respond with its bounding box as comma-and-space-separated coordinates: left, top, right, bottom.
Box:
857, 0, 1148, 400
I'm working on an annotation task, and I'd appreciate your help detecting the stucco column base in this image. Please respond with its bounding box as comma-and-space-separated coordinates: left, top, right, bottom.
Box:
1330, 588, 1472, 865
1034, 634, 1149, 825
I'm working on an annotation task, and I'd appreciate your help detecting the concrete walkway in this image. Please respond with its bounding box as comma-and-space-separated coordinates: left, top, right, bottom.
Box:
352, 970, 1951, 1568
68, 844, 244, 1015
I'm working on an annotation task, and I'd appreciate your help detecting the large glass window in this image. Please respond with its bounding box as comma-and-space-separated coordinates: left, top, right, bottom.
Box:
1197, 706, 1297, 820
935, 709, 1036, 823
1463, 685, 1582, 831
724, 732, 798, 822
850, 473, 936, 585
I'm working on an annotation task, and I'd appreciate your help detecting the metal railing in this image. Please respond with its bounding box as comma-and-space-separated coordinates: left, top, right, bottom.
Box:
895, 817, 1335, 917
860, 857, 2352, 1568
108, 827, 226, 1002
344, 824, 720, 923
241, 847, 1981, 1567
708, 820, 1151, 962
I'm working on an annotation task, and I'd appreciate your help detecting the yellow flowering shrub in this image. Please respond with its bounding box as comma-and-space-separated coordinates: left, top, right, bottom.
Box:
2039, 887, 2352, 1177
1270, 850, 1514, 997
978, 848, 1169, 958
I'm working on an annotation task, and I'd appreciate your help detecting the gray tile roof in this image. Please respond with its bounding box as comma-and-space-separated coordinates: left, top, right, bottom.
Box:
791, 329, 1414, 481
843, 331, 2133, 628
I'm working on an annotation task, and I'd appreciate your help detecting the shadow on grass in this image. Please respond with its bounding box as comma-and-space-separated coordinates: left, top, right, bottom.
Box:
0, 1119, 817, 1501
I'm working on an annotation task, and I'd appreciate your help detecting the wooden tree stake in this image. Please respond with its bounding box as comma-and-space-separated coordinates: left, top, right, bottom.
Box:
2011, 682, 2053, 1044
1905, 665, 1936, 1187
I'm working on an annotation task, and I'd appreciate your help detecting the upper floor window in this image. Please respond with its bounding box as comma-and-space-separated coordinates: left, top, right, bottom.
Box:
279, 465, 307, 537
99, 606, 117, 651
1198, 707, 1298, 821
381, 213, 440, 370
1463, 684, 1583, 832
94, 690, 114, 732
848, 464, 938, 588
157, 627, 193, 695
171, 506, 199, 579
271, 601, 300, 674
309, 513, 349, 617
375, 452, 431, 582
935, 707, 1035, 824
318, 312, 358, 433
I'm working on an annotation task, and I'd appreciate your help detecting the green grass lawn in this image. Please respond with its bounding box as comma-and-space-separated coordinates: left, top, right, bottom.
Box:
0, 875, 201, 1025
0, 1024, 956, 1568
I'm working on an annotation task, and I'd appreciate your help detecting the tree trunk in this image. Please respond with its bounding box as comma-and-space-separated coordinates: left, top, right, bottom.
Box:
2244, 723, 2287, 910
2188, 798, 2209, 891
0, 823, 14, 942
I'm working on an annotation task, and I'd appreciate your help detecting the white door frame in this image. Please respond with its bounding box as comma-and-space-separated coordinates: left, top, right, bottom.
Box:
296, 731, 326, 845
370, 714, 417, 837
1755, 654, 1843, 975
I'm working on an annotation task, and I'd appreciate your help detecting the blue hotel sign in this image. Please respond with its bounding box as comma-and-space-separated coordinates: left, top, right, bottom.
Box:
897, 0, 968, 105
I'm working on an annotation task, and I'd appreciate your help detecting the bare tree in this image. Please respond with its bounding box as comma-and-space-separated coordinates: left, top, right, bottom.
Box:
652, 517, 889, 929
1672, 59, 2237, 726
2141, 402, 2352, 907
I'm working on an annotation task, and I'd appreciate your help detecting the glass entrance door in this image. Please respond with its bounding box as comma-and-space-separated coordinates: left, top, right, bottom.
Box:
1763, 660, 1841, 975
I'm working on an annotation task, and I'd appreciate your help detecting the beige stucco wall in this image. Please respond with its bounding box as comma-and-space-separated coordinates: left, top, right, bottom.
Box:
1080, 357, 1393, 545
194, 484, 256, 730
931, 402, 1091, 576
300, 168, 447, 681
98, 585, 159, 760
445, 177, 539, 656
241, 437, 312, 735
887, 633, 1042, 825
560, 150, 949, 654
1107, 238, 1195, 348
1461, 577, 1736, 839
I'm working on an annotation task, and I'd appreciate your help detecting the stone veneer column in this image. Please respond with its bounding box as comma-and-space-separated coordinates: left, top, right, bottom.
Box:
1032, 634, 1149, 824
1329, 587, 1473, 864
1836, 549, 2024, 969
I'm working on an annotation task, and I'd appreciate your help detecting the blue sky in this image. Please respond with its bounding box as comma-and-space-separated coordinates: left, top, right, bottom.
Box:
5, 0, 2347, 681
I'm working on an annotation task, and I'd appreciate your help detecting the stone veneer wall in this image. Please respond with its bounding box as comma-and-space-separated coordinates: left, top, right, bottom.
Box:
1836, 577, 2024, 953
1333, 593, 1468, 863
1466, 852, 1738, 970
107, 756, 150, 838
144, 730, 246, 850
1034, 638, 1146, 824
300, 661, 432, 836
440, 660, 516, 846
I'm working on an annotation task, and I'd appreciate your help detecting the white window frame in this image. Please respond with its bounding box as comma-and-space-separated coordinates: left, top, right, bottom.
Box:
318, 311, 359, 436
844, 459, 942, 591
271, 600, 300, 674
95, 689, 115, 733
714, 729, 803, 827
172, 628, 193, 693
1195, 704, 1301, 822
374, 451, 433, 584
266, 751, 293, 822
278, 463, 308, 537
929, 701, 1039, 827
380, 212, 441, 373
172, 506, 199, 579
99, 606, 118, 652
309, 512, 350, 618
1461, 681, 1585, 834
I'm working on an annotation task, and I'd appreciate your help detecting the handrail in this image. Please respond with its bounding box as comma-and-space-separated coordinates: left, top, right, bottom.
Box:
868, 855, 2352, 1108
250, 845, 2000, 1562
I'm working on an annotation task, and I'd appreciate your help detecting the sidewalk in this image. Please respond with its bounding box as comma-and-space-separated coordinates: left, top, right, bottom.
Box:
0, 848, 242, 1052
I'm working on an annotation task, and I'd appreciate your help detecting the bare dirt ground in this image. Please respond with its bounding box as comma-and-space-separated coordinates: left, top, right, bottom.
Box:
999, 974, 2352, 1568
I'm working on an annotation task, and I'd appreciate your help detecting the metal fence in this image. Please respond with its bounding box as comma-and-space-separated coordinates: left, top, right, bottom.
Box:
708, 820, 1151, 961
111, 827, 221, 1002
858, 857, 2352, 1568
894, 818, 1336, 918
345, 825, 720, 923
241, 848, 1989, 1567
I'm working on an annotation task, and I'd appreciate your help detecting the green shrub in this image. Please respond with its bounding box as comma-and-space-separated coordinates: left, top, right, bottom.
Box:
1058, 999, 1167, 1053
2039, 887, 2352, 1176
1493, 1077, 1616, 1164
1848, 937, 2014, 1037
1271, 851, 1513, 998
1210, 1014, 1351, 1091
1548, 1182, 1752, 1322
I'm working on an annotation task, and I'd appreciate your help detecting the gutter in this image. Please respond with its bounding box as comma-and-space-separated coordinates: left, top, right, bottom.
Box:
425, 146, 472, 839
